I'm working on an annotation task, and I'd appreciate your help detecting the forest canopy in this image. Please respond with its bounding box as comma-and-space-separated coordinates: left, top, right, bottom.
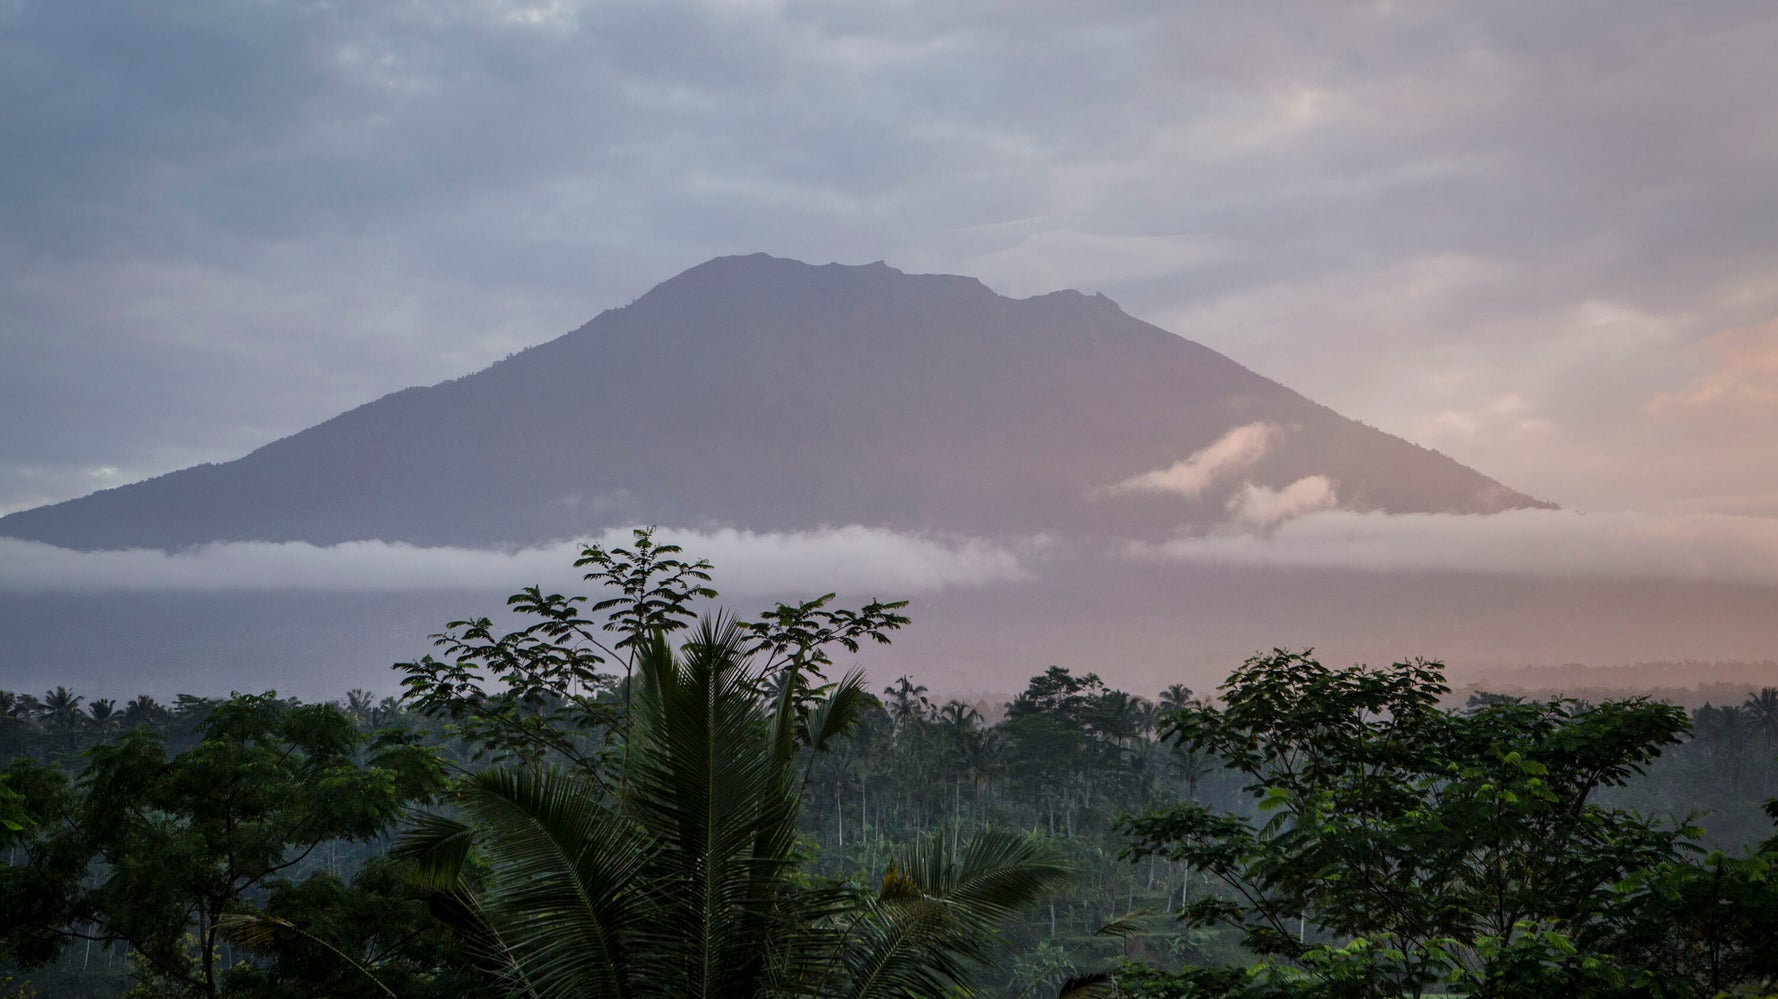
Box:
3, 529, 1777, 998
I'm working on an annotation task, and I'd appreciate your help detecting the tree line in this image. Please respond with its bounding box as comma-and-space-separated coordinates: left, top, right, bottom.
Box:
4, 529, 1778, 997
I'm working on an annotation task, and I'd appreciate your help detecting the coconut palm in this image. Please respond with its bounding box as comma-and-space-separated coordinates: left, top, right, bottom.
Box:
1743, 687, 1778, 745
343, 688, 377, 726
121, 694, 168, 729
935, 699, 980, 733
881, 676, 931, 736
86, 698, 119, 733
371, 695, 402, 728
933, 701, 986, 821
1745, 687, 1778, 783
8, 692, 43, 722
1092, 691, 1144, 751
1136, 697, 1165, 743
398, 616, 1067, 998
38, 686, 85, 749
1158, 684, 1194, 713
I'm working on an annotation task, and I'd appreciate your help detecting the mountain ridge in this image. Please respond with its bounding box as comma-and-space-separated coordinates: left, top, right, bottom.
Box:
0, 253, 1551, 551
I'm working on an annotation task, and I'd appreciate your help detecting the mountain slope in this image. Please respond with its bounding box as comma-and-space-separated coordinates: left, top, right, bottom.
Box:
0, 254, 1549, 550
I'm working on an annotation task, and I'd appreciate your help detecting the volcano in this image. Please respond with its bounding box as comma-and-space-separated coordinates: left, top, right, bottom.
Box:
0, 253, 1547, 551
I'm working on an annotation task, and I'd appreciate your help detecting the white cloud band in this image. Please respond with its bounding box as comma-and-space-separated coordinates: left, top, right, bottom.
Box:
1128, 508, 1778, 586
0, 525, 1029, 595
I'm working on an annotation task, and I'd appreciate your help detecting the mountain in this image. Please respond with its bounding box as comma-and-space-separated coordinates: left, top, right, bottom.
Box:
0, 254, 1548, 551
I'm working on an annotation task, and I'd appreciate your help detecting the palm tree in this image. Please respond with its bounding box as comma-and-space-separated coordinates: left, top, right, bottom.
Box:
1744, 687, 1778, 785
9, 692, 43, 722
934, 701, 985, 821
398, 616, 1067, 998
371, 695, 402, 728
343, 689, 376, 727
882, 676, 931, 736
87, 698, 119, 733
1136, 697, 1165, 744
1158, 684, 1194, 712
121, 694, 168, 729
39, 686, 84, 749
935, 699, 980, 733
1092, 691, 1143, 751
951, 721, 1004, 826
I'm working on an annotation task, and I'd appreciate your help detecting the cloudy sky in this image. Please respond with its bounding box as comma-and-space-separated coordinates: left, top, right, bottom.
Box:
5, 0, 1777, 526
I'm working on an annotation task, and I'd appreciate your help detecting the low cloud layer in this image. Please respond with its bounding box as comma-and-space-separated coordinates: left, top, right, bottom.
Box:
1129, 508, 1778, 587
0, 526, 1029, 595
1099, 422, 1276, 498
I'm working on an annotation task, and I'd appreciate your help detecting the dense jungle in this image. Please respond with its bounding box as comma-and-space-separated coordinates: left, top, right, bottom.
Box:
4, 532, 1777, 998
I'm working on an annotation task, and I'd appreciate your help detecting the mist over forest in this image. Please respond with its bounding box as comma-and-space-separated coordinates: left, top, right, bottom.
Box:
6, 534, 1778, 997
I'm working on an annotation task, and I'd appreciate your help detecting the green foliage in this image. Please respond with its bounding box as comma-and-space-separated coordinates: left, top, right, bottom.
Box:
215, 858, 488, 999
742, 593, 911, 681
0, 772, 31, 833
13, 541, 1778, 998
395, 583, 622, 772
395, 527, 908, 770
575, 527, 718, 651
842, 827, 1074, 997
396, 617, 1066, 998
1118, 650, 1778, 998
0, 695, 445, 998
1602, 849, 1778, 994
1006, 667, 1107, 732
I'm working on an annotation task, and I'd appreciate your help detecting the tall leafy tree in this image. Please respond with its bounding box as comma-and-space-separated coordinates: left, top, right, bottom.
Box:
396, 527, 906, 774
1120, 650, 1715, 996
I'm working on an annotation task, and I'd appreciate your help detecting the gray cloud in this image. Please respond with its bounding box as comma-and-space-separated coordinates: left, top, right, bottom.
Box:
4, 0, 1778, 521
0, 525, 1029, 594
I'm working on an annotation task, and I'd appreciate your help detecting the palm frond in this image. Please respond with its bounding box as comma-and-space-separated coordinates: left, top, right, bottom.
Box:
218, 913, 400, 998
803, 669, 873, 753
622, 616, 812, 997
391, 810, 477, 891
1094, 909, 1160, 939
841, 828, 1073, 999
399, 766, 647, 999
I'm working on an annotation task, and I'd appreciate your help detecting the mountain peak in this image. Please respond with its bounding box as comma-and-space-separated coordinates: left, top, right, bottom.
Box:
0, 256, 1548, 550
647, 253, 992, 303
664, 252, 903, 285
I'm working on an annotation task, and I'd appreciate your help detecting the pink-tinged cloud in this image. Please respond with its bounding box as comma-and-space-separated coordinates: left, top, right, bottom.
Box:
1098, 422, 1277, 498
1647, 318, 1778, 414
1227, 475, 1339, 529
